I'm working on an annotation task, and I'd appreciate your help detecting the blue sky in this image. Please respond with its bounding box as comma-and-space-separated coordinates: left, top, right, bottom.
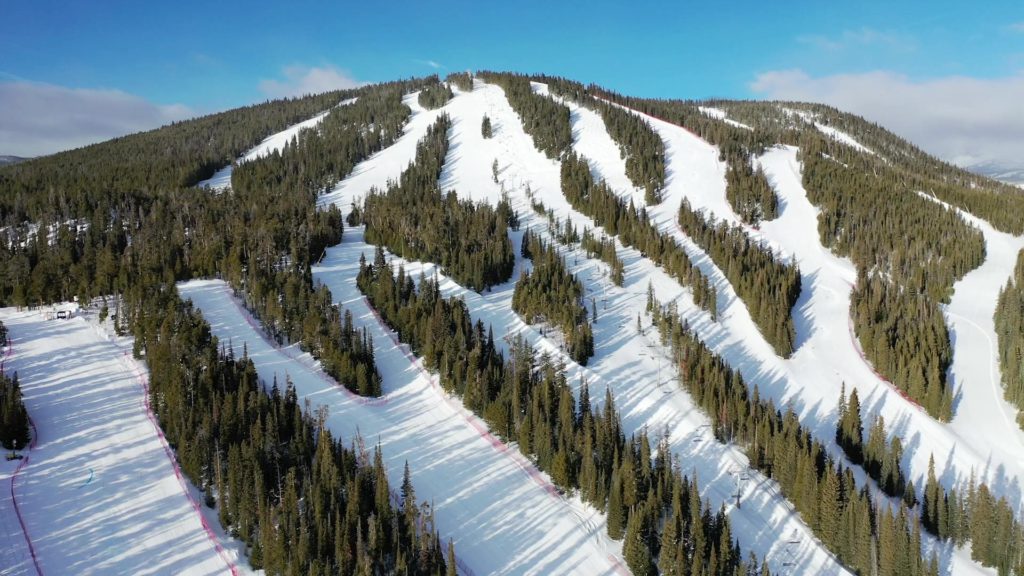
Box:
2, 0, 1023, 163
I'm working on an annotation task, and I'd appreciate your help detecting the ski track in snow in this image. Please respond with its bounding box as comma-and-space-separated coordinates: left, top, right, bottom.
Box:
0, 308, 248, 576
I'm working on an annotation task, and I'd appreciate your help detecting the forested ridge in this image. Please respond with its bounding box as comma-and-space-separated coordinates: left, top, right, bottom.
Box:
0, 90, 352, 224
6, 69, 1024, 575
538, 75, 667, 204
559, 151, 718, 316
477, 71, 573, 159
677, 198, 800, 357
358, 253, 768, 575
359, 114, 517, 292
581, 79, 989, 419
0, 78, 453, 571
130, 284, 451, 575
513, 229, 594, 365
996, 250, 1024, 428
647, 292, 1024, 575
799, 134, 980, 419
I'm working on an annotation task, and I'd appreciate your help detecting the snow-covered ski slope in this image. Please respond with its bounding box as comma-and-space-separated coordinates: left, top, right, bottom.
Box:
309, 82, 853, 574
543, 84, 994, 573
0, 308, 247, 576
186, 92, 631, 576
607, 89, 1024, 521
198, 97, 357, 191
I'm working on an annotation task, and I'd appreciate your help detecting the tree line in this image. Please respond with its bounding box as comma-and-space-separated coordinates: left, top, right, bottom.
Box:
996, 250, 1024, 429
535, 74, 668, 205
476, 72, 572, 160
445, 72, 473, 93
131, 284, 451, 575
513, 229, 594, 365
357, 252, 768, 575
560, 151, 717, 316
725, 158, 777, 227
650, 291, 1024, 575
359, 113, 517, 292
0, 324, 30, 451
799, 133, 981, 419
417, 78, 453, 110
678, 198, 800, 357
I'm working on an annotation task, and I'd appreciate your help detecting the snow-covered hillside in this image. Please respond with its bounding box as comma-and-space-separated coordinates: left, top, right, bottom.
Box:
0, 307, 246, 576
9, 75, 1023, 576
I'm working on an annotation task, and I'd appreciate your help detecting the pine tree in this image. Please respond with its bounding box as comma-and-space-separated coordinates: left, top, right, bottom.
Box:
481, 115, 493, 139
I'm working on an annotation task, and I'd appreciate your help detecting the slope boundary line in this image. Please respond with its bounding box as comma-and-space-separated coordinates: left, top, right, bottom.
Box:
5, 336, 44, 576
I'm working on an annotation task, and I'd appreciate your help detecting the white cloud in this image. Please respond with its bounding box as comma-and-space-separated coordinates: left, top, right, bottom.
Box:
415, 59, 444, 70
0, 81, 193, 157
258, 65, 365, 98
750, 69, 1024, 168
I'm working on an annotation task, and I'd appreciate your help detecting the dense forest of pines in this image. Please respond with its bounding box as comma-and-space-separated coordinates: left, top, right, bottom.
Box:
799, 134, 980, 419
0, 76, 457, 573
534, 75, 667, 204
0, 330, 30, 450
0, 90, 352, 225
718, 99, 1024, 236
445, 72, 473, 93
560, 151, 717, 316
725, 159, 777, 226
360, 114, 517, 292
477, 72, 572, 159
995, 250, 1024, 428
836, 386, 908, 500
130, 285, 450, 575
416, 80, 453, 110
0, 80, 442, 396
677, 198, 800, 357
358, 254, 767, 575
649, 292, 1024, 575
513, 230, 594, 364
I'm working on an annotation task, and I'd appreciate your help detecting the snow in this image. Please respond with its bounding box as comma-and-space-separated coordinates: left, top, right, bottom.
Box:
781, 107, 875, 156
697, 106, 753, 131
10, 77, 1016, 576
0, 307, 248, 576
543, 91, 645, 207
318, 93, 443, 210
180, 274, 628, 576
919, 192, 1024, 490
316, 79, 851, 575
197, 98, 357, 192
565, 95, 994, 572
186, 86, 631, 576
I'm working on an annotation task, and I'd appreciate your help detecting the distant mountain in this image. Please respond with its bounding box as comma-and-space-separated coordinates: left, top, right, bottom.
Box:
966, 160, 1024, 187
0, 155, 29, 166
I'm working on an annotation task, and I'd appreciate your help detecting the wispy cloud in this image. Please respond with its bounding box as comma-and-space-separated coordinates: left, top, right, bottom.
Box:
797, 28, 916, 53
0, 81, 193, 157
415, 59, 444, 70
750, 69, 1024, 168
258, 65, 365, 98
1008, 22, 1024, 33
